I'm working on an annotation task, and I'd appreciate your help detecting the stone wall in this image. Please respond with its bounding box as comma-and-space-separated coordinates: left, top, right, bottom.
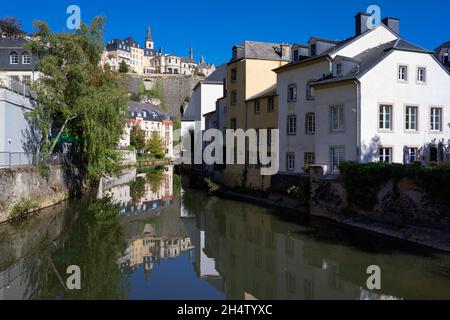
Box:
309, 165, 450, 229
130, 75, 204, 119
0, 165, 82, 223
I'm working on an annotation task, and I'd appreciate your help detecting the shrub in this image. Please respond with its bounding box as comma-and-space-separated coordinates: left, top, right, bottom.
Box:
9, 198, 39, 222
339, 162, 450, 210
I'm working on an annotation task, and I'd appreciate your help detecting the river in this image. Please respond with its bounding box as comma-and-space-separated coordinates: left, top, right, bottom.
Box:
1, 166, 450, 300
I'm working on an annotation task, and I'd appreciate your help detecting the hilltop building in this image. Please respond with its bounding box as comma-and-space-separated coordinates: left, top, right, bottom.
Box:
101, 27, 215, 77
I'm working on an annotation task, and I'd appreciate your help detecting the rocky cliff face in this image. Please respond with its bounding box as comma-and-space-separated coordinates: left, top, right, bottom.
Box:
128, 74, 204, 119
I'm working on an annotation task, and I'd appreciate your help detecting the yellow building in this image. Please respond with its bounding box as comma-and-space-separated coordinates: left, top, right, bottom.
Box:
224, 41, 290, 190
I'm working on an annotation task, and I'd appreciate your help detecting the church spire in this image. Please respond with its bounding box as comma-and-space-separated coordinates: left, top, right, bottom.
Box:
145, 26, 154, 50
146, 26, 153, 41
189, 44, 194, 60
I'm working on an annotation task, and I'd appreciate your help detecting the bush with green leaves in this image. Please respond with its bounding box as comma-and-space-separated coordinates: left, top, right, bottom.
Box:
339, 162, 450, 210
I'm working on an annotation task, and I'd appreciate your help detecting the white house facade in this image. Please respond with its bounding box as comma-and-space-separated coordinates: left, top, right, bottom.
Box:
276, 13, 450, 175
181, 65, 226, 138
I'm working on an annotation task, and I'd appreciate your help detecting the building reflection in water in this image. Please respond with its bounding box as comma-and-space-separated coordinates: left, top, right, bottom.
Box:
183, 188, 450, 301
102, 166, 195, 282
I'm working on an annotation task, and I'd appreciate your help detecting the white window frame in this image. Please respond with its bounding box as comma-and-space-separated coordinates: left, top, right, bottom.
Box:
288, 85, 297, 102
379, 147, 393, 163
379, 104, 392, 131
417, 67, 426, 84
407, 147, 419, 164
10, 52, 19, 64
306, 113, 315, 134
430, 107, 442, 132
398, 65, 408, 82
331, 105, 344, 132
331, 147, 345, 172
286, 153, 295, 172
405, 106, 418, 131
22, 53, 31, 64
287, 115, 297, 135
336, 63, 342, 76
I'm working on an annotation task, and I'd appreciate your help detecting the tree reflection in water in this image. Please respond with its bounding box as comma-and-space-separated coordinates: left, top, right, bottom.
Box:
37, 198, 128, 300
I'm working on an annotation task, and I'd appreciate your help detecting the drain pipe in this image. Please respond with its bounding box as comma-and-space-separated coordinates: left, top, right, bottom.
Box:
354, 80, 361, 162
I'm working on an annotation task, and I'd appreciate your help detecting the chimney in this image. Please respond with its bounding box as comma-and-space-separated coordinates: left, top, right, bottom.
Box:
382, 17, 400, 35
280, 43, 291, 60
355, 12, 372, 35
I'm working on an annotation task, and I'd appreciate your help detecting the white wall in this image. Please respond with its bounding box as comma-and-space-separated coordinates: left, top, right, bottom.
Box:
277, 60, 331, 173
0, 87, 35, 166
359, 50, 450, 163
314, 84, 358, 171
331, 25, 398, 59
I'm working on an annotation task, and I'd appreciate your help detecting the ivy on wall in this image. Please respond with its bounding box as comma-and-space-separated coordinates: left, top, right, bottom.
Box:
339, 162, 450, 210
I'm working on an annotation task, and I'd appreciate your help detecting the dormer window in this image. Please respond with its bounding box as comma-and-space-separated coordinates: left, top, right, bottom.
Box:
232, 47, 238, 60
10, 51, 19, 64
22, 52, 31, 64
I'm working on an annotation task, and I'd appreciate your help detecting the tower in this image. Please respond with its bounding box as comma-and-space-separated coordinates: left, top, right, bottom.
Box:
189, 45, 194, 60
145, 26, 154, 50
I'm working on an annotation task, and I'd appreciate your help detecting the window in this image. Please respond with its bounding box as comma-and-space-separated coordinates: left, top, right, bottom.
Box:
379, 148, 392, 163
254, 100, 261, 114
286, 153, 295, 171
405, 106, 418, 131
231, 91, 237, 105
336, 63, 342, 76
306, 113, 315, 134
287, 115, 297, 135
398, 65, 408, 81
304, 153, 315, 166
379, 105, 392, 130
268, 98, 274, 112
430, 108, 442, 131
22, 52, 31, 64
407, 148, 418, 163
306, 81, 315, 100
10, 52, 19, 64
268, 129, 273, 145
22, 75, 31, 85
230, 118, 237, 130
417, 67, 426, 83
288, 85, 297, 102
231, 68, 237, 82
331, 147, 345, 172
331, 106, 344, 131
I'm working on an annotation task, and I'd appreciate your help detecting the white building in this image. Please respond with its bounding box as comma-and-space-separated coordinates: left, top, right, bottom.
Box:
125, 101, 174, 159
276, 13, 450, 175
0, 75, 36, 167
181, 64, 226, 139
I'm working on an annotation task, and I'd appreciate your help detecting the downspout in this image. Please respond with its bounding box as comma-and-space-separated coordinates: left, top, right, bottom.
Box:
354, 80, 361, 162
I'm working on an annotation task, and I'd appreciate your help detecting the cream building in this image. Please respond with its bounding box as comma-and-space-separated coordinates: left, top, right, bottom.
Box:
102, 27, 215, 76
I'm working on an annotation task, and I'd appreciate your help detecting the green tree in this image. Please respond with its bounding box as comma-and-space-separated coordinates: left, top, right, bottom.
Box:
118, 60, 129, 73
146, 132, 165, 159
26, 17, 128, 180
130, 124, 146, 152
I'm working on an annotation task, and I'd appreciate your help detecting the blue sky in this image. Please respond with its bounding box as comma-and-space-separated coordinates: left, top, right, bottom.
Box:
1, 0, 449, 65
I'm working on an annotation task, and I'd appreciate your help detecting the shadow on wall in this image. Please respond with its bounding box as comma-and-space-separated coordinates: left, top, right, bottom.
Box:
21, 104, 42, 165
361, 136, 450, 164
360, 136, 380, 163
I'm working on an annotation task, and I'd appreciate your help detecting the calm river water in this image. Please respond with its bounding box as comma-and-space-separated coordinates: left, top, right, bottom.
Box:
1, 166, 450, 300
